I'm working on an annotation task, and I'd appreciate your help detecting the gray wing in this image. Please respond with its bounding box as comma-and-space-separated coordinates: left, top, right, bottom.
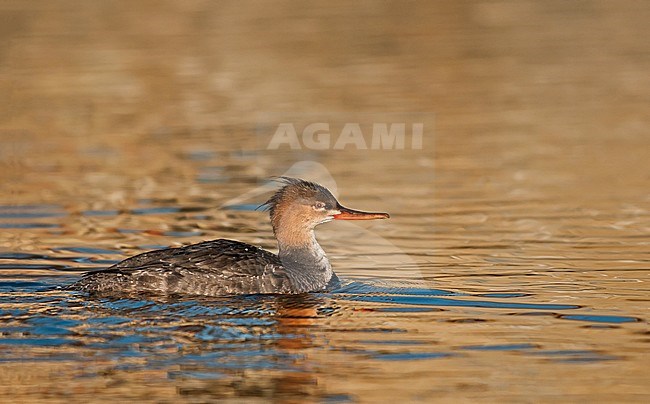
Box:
73, 239, 295, 296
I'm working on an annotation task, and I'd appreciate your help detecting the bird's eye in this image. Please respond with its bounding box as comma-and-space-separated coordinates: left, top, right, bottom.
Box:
313, 202, 326, 210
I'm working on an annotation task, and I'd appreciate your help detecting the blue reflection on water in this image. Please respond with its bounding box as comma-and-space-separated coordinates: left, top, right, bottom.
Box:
54, 247, 122, 255
132, 207, 180, 215
460, 343, 538, 351
558, 314, 641, 323
82, 210, 120, 217
0, 338, 74, 346
527, 349, 621, 363
0, 223, 60, 229
0, 269, 643, 379
374, 352, 455, 361
223, 204, 262, 211
341, 292, 580, 311
0, 211, 66, 219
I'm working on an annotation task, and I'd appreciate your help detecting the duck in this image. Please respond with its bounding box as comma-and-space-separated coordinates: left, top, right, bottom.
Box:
70, 177, 389, 296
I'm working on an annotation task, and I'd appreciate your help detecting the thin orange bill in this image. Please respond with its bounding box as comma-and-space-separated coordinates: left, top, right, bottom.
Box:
333, 206, 390, 220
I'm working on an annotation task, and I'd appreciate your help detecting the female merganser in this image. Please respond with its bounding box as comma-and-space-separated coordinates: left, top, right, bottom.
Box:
71, 177, 389, 296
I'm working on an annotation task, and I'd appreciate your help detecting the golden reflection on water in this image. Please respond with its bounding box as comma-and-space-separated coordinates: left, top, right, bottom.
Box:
1, 1, 649, 402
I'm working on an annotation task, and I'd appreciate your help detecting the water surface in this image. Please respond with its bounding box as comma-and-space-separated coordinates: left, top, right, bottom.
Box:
1, 1, 649, 402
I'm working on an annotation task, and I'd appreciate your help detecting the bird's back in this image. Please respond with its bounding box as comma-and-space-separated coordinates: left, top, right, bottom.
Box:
71, 239, 295, 296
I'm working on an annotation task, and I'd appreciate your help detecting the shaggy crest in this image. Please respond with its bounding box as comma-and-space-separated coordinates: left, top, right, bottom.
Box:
259, 177, 337, 219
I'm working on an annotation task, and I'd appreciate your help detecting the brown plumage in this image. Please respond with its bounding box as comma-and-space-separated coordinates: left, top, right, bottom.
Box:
70, 177, 389, 296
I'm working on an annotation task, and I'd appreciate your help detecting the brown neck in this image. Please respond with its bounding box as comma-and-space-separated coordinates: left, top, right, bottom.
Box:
273, 222, 315, 251
272, 214, 333, 292
270, 204, 317, 250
